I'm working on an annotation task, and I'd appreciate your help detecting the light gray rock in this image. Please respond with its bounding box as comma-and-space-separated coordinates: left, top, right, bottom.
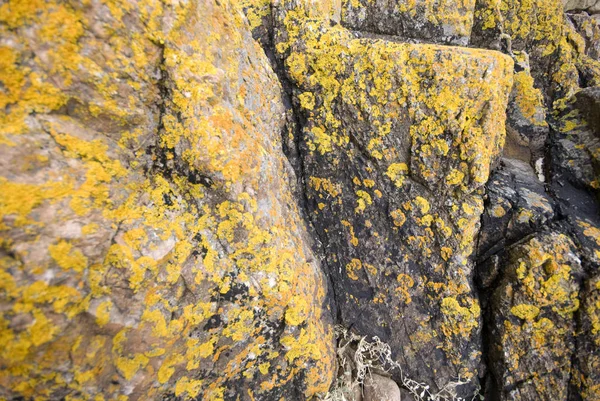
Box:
363, 374, 401, 401
564, 0, 600, 12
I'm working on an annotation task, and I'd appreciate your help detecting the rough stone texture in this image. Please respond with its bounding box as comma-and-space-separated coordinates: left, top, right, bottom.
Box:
341, 0, 476, 45
569, 13, 600, 61
363, 374, 401, 401
573, 273, 600, 400
552, 87, 600, 195
272, 0, 513, 395
0, 0, 335, 399
472, 0, 600, 105
477, 159, 556, 286
488, 232, 582, 401
564, 0, 600, 13
4, 0, 600, 400
504, 65, 549, 168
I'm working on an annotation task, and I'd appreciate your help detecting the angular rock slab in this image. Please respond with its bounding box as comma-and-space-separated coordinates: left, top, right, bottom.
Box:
341, 0, 476, 45
274, 2, 514, 395
488, 232, 582, 401
0, 0, 335, 399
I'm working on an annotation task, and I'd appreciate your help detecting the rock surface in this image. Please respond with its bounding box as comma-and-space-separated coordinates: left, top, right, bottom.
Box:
272, 0, 513, 394
487, 232, 582, 401
341, 0, 476, 45
2, 0, 600, 400
0, 1, 334, 399
363, 374, 401, 401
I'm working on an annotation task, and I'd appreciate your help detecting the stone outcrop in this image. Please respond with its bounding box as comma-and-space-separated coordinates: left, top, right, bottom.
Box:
0, 1, 334, 399
2, 0, 600, 400
271, 0, 513, 395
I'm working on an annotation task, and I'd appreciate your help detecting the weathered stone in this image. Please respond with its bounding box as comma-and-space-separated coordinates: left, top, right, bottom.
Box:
4, 0, 600, 399
564, 0, 600, 13
477, 159, 556, 286
569, 13, 600, 61
341, 0, 476, 45
273, 1, 513, 395
0, 0, 335, 399
488, 232, 582, 401
472, 0, 600, 105
573, 273, 600, 400
363, 374, 401, 401
573, 86, 600, 132
552, 87, 600, 196
504, 62, 549, 168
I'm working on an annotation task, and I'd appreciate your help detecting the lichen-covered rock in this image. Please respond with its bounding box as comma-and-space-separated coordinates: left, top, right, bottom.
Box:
488, 232, 582, 401
0, 0, 335, 399
341, 0, 476, 45
503, 58, 549, 170
271, 0, 514, 394
552, 87, 600, 195
4, 0, 600, 399
569, 12, 600, 61
573, 273, 600, 400
477, 159, 556, 285
472, 0, 600, 107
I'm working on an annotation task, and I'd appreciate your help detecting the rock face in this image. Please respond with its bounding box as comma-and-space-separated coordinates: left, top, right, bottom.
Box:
2, 0, 600, 400
0, 1, 334, 399
272, 1, 513, 394
487, 232, 582, 401
341, 0, 476, 45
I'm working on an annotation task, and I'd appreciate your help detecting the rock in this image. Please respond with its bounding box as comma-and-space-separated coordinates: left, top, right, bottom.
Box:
0, 0, 335, 399
564, 0, 600, 12
3, 0, 600, 400
573, 273, 600, 400
472, 0, 600, 105
363, 374, 401, 401
341, 0, 476, 45
551, 87, 600, 196
478, 159, 555, 255
573, 86, 600, 132
477, 159, 556, 286
273, 0, 513, 395
504, 63, 549, 167
400, 388, 417, 401
568, 13, 600, 61
488, 232, 582, 401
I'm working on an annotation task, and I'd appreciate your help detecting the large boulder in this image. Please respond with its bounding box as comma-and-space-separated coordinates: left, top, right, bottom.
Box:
0, 0, 335, 399
273, 0, 514, 394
